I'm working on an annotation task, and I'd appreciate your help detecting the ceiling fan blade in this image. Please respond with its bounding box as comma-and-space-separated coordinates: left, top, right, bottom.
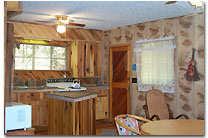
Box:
35, 20, 55, 24
165, 1, 177, 5
67, 22, 85, 27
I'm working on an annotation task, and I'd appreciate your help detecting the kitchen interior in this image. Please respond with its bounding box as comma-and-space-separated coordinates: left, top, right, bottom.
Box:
4, 1, 205, 136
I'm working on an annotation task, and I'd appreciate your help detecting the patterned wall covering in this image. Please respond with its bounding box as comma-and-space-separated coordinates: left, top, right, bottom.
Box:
102, 13, 204, 119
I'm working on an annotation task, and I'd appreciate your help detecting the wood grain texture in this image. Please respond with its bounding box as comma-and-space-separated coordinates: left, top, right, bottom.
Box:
6, 128, 35, 135
14, 70, 71, 81
140, 120, 204, 135
86, 89, 109, 120
5, 23, 14, 103
70, 41, 79, 77
11, 91, 57, 127
103, 13, 204, 120
109, 45, 130, 121
11, 21, 102, 42
70, 41, 101, 77
6, 1, 22, 19
48, 98, 96, 135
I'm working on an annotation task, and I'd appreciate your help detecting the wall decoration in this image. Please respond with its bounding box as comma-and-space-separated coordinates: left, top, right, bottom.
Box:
184, 48, 200, 81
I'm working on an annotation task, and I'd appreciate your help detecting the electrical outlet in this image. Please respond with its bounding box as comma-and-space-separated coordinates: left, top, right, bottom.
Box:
132, 78, 137, 83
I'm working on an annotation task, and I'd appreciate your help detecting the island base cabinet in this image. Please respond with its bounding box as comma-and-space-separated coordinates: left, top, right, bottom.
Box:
48, 98, 96, 135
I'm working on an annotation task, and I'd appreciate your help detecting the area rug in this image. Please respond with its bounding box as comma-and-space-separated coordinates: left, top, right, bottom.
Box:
100, 129, 118, 136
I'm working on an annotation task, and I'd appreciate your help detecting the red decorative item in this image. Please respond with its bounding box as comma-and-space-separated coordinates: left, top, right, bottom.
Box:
184, 48, 200, 81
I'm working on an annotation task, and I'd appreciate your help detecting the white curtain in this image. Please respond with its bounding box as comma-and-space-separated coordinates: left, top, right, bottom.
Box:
134, 37, 176, 93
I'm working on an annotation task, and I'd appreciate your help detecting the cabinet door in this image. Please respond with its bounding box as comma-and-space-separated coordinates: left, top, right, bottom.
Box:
96, 96, 108, 120
87, 89, 109, 120
70, 41, 101, 77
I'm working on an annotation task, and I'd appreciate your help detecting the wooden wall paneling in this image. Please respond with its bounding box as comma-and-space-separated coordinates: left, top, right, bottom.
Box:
102, 30, 112, 84
14, 70, 71, 81
12, 22, 102, 42
67, 44, 71, 71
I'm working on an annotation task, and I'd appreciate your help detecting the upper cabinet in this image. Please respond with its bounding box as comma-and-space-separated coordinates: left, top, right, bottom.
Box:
5, 1, 22, 19
70, 41, 101, 77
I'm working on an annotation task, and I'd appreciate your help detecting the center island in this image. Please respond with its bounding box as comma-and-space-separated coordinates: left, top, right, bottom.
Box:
47, 91, 97, 135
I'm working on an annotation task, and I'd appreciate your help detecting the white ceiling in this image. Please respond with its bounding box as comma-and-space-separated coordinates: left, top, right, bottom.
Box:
10, 1, 203, 30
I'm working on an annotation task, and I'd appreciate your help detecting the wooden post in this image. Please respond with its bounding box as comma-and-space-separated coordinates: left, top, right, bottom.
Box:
5, 23, 14, 103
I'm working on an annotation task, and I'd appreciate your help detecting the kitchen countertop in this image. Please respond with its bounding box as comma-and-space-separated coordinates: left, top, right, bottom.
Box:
86, 85, 109, 90
12, 85, 109, 92
47, 92, 97, 102
13, 86, 59, 93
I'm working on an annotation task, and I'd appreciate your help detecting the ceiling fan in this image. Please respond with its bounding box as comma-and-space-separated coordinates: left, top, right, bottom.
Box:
35, 15, 86, 33
165, 0, 204, 9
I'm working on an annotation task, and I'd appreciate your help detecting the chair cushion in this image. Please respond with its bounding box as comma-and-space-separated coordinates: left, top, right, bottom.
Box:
118, 117, 139, 135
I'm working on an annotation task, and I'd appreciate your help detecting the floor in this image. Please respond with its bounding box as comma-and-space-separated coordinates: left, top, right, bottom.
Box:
35, 119, 117, 135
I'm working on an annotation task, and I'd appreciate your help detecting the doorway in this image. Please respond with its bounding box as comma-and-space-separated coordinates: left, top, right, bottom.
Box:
109, 44, 130, 121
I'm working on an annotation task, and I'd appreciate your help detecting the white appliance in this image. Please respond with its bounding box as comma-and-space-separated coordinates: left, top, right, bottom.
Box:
5, 102, 32, 132
46, 78, 86, 92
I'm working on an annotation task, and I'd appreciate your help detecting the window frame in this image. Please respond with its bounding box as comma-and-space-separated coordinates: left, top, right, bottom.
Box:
14, 43, 68, 71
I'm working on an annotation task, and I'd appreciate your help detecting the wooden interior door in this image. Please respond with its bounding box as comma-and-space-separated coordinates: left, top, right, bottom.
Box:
110, 44, 130, 121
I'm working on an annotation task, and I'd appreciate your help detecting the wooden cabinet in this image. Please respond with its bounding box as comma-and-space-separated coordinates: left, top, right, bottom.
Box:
48, 95, 96, 135
86, 89, 109, 120
70, 41, 101, 77
11, 90, 57, 127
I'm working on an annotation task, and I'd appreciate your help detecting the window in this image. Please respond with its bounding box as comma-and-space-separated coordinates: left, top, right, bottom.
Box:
134, 37, 176, 93
15, 44, 67, 70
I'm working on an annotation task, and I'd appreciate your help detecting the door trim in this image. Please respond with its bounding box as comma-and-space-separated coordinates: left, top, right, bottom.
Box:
109, 44, 130, 121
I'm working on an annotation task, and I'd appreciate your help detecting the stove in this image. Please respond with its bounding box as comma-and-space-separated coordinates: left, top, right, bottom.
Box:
46, 78, 86, 92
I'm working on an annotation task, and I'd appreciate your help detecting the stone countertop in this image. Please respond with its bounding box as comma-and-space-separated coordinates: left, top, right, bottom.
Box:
47, 92, 97, 102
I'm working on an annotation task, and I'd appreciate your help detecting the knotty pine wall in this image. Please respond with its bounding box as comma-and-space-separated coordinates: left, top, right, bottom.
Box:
103, 13, 204, 119
12, 22, 103, 83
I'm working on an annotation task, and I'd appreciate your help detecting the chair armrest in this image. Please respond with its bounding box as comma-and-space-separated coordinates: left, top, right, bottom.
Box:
149, 115, 160, 120
175, 114, 190, 119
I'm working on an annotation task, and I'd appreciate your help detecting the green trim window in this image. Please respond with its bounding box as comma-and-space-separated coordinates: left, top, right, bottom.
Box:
14, 44, 67, 70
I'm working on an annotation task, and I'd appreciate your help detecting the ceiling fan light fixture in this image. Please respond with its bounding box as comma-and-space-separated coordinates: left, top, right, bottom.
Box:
189, 0, 204, 8
57, 24, 66, 33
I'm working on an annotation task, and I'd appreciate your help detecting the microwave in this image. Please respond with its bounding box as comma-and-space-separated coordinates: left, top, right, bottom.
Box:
5, 102, 32, 132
